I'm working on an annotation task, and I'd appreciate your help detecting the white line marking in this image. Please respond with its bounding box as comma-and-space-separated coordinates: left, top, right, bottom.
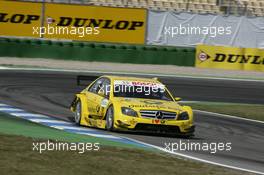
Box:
0, 108, 24, 112
118, 136, 264, 175
194, 110, 264, 124
0, 66, 10, 70
10, 113, 50, 118
0, 104, 9, 107
28, 119, 70, 124
1, 67, 264, 82
75, 132, 122, 139
52, 126, 96, 131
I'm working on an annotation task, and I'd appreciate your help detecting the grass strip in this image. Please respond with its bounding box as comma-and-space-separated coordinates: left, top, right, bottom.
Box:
185, 102, 264, 121
0, 133, 251, 175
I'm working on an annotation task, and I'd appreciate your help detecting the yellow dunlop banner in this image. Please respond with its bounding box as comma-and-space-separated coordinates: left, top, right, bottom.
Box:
43, 3, 146, 44
196, 45, 264, 72
0, 1, 41, 37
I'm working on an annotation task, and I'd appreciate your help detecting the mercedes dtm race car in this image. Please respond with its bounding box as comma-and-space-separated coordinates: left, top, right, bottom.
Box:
70, 75, 195, 136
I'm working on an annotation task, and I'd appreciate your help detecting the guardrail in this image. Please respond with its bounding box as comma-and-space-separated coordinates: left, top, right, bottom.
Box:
0, 38, 195, 66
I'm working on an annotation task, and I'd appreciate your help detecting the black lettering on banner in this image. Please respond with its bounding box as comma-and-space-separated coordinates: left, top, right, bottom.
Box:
115, 20, 129, 30
87, 19, 104, 27
239, 55, 251, 63
10, 14, 24, 23
227, 54, 239, 63
212, 53, 264, 65
102, 20, 114, 29
0, 12, 144, 31
23, 15, 39, 24
213, 53, 226, 62
57, 17, 72, 26
251, 56, 261, 64
128, 21, 144, 30
0, 13, 40, 24
0, 13, 9, 22
55, 17, 144, 30
74, 18, 87, 27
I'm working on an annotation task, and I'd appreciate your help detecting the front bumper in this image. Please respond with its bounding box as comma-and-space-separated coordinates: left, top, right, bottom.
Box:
115, 115, 195, 136
133, 124, 195, 136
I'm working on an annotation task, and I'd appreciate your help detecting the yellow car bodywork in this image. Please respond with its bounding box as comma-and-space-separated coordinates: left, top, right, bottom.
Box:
70, 75, 195, 136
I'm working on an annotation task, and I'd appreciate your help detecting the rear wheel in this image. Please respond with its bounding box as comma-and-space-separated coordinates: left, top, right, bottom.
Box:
106, 106, 114, 131
74, 100, 81, 125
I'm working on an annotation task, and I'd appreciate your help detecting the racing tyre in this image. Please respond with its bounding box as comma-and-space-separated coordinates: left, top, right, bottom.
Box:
106, 106, 114, 131
74, 100, 82, 125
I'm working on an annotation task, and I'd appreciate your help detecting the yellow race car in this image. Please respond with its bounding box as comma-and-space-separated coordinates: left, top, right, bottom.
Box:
70, 75, 195, 136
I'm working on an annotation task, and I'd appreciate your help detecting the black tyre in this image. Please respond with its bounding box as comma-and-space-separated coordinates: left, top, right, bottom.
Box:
74, 100, 82, 125
106, 106, 114, 131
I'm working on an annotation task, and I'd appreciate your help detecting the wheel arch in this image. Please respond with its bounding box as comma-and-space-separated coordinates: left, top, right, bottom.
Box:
71, 94, 89, 118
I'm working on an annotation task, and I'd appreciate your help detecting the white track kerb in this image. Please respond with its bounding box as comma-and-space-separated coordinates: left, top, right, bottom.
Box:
195, 109, 264, 124
1, 103, 264, 175
0, 103, 148, 148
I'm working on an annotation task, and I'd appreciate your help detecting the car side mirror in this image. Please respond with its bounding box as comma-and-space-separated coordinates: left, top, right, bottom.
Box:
174, 97, 181, 102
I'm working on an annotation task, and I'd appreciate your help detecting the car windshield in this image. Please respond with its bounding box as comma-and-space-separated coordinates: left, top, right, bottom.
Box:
113, 81, 173, 101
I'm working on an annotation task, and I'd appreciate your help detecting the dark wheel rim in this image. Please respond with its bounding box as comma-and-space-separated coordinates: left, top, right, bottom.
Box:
106, 107, 113, 130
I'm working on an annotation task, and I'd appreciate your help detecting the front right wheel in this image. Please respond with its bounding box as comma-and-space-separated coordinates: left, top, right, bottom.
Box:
106, 106, 114, 131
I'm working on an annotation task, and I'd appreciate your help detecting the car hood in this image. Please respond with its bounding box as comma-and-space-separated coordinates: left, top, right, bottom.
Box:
114, 97, 184, 112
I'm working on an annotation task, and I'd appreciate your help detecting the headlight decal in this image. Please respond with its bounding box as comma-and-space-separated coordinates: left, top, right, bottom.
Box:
121, 107, 138, 117
178, 112, 189, 120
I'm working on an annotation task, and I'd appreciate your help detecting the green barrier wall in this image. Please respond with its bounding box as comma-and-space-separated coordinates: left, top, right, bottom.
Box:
0, 38, 195, 66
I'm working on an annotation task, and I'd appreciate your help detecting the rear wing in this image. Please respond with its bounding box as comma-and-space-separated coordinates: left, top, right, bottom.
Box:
77, 75, 98, 86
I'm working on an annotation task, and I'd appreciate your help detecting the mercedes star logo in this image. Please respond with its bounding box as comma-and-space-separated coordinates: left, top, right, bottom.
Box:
156, 111, 163, 119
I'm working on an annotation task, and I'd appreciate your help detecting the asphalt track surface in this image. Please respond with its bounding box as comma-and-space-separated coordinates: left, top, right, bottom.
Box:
0, 70, 263, 174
